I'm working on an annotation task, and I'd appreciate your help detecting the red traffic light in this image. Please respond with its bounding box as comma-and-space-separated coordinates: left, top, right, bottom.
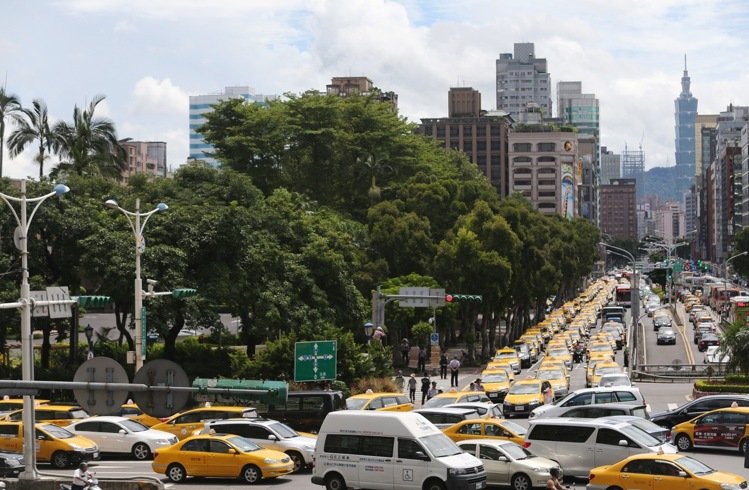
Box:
445, 294, 453, 303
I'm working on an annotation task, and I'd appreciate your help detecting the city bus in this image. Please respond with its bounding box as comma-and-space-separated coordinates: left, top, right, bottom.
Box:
615, 283, 632, 308
708, 285, 741, 312
727, 296, 749, 327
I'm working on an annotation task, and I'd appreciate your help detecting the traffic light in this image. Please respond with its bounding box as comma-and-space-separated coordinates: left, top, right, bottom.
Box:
445, 294, 483, 303
77, 296, 112, 308
172, 288, 197, 299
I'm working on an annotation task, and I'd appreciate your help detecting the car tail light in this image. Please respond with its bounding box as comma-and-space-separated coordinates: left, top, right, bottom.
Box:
589, 473, 595, 481
522, 441, 531, 448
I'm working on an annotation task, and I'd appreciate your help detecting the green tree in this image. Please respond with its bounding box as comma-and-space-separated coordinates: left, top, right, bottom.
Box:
52, 95, 125, 178
721, 321, 749, 375
0, 87, 22, 178
8, 99, 53, 179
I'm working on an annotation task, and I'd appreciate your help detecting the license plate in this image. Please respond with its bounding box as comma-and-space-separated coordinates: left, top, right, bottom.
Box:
514, 406, 524, 411
489, 392, 498, 396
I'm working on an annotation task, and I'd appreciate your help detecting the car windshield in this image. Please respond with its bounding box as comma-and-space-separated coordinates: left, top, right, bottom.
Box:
345, 398, 369, 410
596, 366, 621, 375
70, 409, 88, 419
482, 373, 508, 383
659, 329, 675, 335
619, 424, 661, 447
509, 383, 539, 395
421, 433, 462, 458
42, 424, 74, 439
496, 352, 516, 360
502, 443, 532, 460
548, 349, 568, 357
425, 397, 458, 408
227, 436, 262, 452
537, 370, 563, 380
675, 456, 715, 475
590, 344, 611, 352
500, 420, 527, 436
121, 420, 148, 433
269, 422, 298, 439
600, 375, 629, 386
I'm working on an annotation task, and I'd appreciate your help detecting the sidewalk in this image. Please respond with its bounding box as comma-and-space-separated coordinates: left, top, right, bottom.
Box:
398, 368, 483, 408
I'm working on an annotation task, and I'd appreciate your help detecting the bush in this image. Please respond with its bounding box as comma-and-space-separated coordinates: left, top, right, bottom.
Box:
695, 380, 749, 393
349, 376, 399, 395
411, 322, 433, 348
725, 375, 749, 384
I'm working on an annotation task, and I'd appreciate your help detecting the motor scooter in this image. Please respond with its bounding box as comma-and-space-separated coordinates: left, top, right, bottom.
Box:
60, 477, 101, 490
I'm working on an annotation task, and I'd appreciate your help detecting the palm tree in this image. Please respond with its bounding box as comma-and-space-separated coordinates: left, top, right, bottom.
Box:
52, 95, 125, 178
8, 99, 53, 179
0, 87, 23, 178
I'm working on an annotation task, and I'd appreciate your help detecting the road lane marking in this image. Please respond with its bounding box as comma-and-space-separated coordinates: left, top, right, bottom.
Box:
667, 403, 678, 411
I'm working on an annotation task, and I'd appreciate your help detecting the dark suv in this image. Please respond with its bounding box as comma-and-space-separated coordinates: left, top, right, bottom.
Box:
650, 394, 749, 428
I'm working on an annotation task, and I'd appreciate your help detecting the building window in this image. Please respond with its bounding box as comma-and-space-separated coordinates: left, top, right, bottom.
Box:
537, 156, 556, 163
537, 142, 556, 152
513, 168, 532, 175
463, 125, 473, 137
513, 157, 532, 164
436, 126, 445, 138
477, 126, 486, 137
513, 143, 532, 152
450, 126, 459, 137
476, 141, 486, 151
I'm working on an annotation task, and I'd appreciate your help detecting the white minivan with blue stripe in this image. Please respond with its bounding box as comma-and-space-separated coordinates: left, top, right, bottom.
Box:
312, 411, 486, 490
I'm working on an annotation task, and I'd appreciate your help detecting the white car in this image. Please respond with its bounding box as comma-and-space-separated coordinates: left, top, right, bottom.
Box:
65, 416, 178, 460
703, 345, 730, 364
457, 439, 559, 489
200, 418, 317, 473
597, 373, 632, 387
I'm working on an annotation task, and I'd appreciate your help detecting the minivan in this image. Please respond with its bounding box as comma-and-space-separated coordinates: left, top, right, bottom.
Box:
313, 411, 487, 490
524, 418, 676, 479
529, 386, 645, 419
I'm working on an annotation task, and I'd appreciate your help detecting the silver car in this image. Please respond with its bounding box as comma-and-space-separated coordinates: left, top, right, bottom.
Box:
457, 439, 559, 490
656, 327, 677, 345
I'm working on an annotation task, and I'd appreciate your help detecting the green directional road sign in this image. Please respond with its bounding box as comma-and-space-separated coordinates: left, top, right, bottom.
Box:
294, 340, 337, 382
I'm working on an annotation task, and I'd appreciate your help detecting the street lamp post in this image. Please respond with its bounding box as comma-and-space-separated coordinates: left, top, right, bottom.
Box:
643, 242, 688, 303
105, 198, 168, 372
600, 243, 640, 372
0, 180, 69, 480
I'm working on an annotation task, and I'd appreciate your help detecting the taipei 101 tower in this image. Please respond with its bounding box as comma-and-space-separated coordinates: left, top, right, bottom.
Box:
674, 55, 697, 191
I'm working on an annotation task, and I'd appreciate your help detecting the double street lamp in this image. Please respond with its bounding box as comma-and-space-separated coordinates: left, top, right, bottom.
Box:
0, 180, 69, 480
105, 198, 168, 371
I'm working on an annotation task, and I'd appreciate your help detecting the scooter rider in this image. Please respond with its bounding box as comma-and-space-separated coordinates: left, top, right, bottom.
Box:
72, 462, 93, 490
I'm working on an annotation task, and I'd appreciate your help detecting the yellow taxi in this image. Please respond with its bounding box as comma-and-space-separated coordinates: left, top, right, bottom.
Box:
671, 407, 749, 453
0, 421, 99, 468
151, 405, 261, 440
535, 367, 569, 399
0, 397, 48, 415
493, 348, 521, 374
589, 361, 623, 388
585, 357, 610, 387
518, 337, 540, 361
539, 359, 570, 381
479, 369, 512, 403
424, 390, 490, 408
344, 392, 413, 411
502, 379, 553, 418
5, 404, 88, 427
152, 433, 293, 483
119, 402, 162, 427
441, 418, 528, 445
484, 363, 515, 383
587, 453, 747, 490
587, 341, 615, 360
545, 345, 573, 370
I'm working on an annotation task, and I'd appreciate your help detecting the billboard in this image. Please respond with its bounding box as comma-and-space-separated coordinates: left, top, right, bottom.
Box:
561, 162, 575, 220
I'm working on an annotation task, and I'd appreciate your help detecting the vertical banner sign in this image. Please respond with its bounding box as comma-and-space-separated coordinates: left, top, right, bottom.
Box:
141, 307, 147, 356
561, 162, 575, 220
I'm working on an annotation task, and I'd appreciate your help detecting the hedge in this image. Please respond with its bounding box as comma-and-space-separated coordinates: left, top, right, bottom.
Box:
725, 375, 749, 384
695, 380, 749, 393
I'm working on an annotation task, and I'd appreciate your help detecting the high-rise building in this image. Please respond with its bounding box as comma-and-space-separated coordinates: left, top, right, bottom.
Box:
599, 178, 637, 241
695, 114, 718, 176
557, 81, 599, 137
600, 146, 621, 185
508, 122, 579, 218
654, 202, 685, 245
621, 146, 645, 200
119, 139, 167, 180
496, 43, 552, 117
420, 88, 511, 196
674, 55, 698, 190
189, 86, 276, 167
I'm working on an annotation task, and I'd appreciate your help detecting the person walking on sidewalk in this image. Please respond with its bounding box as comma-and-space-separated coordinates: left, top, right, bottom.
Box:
400, 338, 410, 365
420, 372, 430, 405
449, 356, 461, 387
439, 352, 448, 379
407, 373, 417, 403
417, 346, 427, 372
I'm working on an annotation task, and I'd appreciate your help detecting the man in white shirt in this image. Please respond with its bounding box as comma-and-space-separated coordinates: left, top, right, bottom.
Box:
448, 356, 460, 387
72, 462, 93, 490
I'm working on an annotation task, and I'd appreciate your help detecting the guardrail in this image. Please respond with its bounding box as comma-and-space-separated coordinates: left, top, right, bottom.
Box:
632, 363, 732, 382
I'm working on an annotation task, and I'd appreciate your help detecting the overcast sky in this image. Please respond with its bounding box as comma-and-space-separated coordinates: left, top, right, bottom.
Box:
2, 0, 748, 178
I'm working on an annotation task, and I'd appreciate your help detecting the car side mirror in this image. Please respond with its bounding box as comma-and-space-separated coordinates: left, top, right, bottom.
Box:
119, 429, 127, 435
228, 448, 238, 455
268, 434, 277, 441
497, 455, 508, 462
414, 451, 429, 461
678, 470, 687, 478
36, 435, 45, 441
618, 439, 628, 447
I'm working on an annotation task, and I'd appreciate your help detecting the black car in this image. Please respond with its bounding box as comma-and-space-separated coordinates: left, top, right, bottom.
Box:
0, 452, 23, 477
656, 327, 677, 345
258, 390, 344, 433
650, 394, 749, 428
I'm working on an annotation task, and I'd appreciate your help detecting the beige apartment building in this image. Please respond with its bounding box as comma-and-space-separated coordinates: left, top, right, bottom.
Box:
508, 128, 579, 217
119, 139, 167, 181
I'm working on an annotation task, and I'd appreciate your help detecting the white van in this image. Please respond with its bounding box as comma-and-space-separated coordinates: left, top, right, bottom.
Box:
524, 418, 677, 479
312, 411, 486, 490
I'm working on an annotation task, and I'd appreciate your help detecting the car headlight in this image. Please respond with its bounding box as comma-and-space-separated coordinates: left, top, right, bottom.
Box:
528, 400, 540, 406
448, 467, 469, 476
532, 467, 550, 474
155, 439, 171, 445
720, 484, 742, 490
69, 444, 82, 451
264, 458, 280, 464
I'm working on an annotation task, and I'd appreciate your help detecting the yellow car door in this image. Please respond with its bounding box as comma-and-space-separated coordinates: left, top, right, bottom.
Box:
207, 439, 238, 477
0, 424, 20, 453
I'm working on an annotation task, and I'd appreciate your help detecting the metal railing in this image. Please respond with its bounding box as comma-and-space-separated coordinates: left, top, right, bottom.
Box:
632, 363, 732, 382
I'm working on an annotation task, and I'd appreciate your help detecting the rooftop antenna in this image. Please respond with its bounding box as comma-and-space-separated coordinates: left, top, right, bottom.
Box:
684, 53, 687, 71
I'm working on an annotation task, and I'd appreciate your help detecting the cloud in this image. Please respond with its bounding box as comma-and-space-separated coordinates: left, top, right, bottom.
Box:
130, 77, 188, 116
113, 19, 136, 33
